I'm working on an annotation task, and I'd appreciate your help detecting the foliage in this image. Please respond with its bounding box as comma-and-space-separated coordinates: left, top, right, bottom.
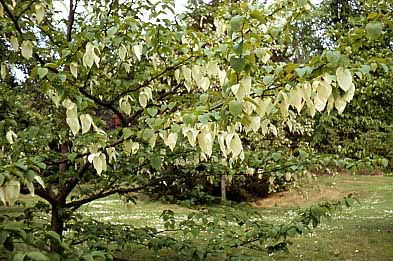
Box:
0, 194, 356, 260
309, 0, 393, 169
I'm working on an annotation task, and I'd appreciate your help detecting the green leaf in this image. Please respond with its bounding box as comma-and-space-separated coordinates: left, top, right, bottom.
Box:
230, 15, 245, 32
89, 251, 107, 258
45, 231, 61, 243
198, 114, 209, 124
263, 76, 274, 86
183, 113, 195, 126
37, 67, 48, 79
326, 51, 341, 64
147, 107, 158, 117
295, 68, 307, 78
366, 22, 383, 40
123, 140, 133, 155
151, 155, 161, 170
229, 100, 243, 117
143, 128, 154, 141
26, 251, 49, 261
230, 56, 246, 73
199, 93, 209, 104
57, 74, 67, 82
12, 253, 26, 261
168, 102, 177, 110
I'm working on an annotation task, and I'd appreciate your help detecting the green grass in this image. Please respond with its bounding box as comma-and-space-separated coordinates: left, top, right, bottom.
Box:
2, 175, 393, 260
270, 175, 393, 260
76, 175, 393, 260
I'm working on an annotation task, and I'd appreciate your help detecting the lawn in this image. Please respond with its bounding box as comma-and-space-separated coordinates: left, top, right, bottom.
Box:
77, 175, 393, 260
1, 175, 392, 260
269, 175, 393, 260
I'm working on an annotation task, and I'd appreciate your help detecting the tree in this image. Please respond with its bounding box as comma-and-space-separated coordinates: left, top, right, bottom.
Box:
307, 0, 393, 169
0, 0, 359, 258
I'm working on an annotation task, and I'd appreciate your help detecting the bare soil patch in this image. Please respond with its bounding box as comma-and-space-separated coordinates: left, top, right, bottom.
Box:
252, 185, 348, 208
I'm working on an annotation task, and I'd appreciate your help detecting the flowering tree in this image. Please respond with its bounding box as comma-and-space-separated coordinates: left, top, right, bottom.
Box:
0, 0, 364, 258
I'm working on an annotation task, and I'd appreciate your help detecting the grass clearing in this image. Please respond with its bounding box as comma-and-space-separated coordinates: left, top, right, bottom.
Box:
1, 175, 392, 260
79, 175, 393, 260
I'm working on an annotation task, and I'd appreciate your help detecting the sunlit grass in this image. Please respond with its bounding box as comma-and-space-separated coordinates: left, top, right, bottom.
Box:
77, 175, 393, 260
2, 175, 392, 260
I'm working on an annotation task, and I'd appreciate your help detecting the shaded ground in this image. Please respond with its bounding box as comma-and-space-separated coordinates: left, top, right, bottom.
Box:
1, 174, 392, 260
79, 174, 393, 260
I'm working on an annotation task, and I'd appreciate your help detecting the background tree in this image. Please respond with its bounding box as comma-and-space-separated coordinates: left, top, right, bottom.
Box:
308, 0, 393, 169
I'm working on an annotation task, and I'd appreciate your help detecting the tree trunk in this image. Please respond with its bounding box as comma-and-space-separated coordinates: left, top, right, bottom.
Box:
50, 203, 64, 252
221, 175, 226, 202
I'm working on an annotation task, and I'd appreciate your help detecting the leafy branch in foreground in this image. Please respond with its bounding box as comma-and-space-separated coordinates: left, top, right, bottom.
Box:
25, 195, 355, 260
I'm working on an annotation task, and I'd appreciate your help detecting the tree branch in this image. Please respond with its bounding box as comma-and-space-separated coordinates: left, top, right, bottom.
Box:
16, 0, 38, 20
0, 0, 23, 34
0, 0, 57, 70
111, 55, 194, 103
61, 162, 91, 202
78, 87, 127, 126
66, 0, 78, 42
65, 177, 167, 210
103, 0, 116, 36
127, 83, 182, 125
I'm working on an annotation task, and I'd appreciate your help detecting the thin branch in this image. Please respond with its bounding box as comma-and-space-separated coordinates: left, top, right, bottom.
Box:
0, 0, 57, 70
127, 83, 182, 125
103, 0, 116, 36
16, 0, 37, 20
66, 177, 168, 210
46, 82, 184, 166
20, 185, 55, 205
66, 0, 78, 42
61, 162, 90, 201
112, 55, 194, 103
261, 85, 282, 95
0, 0, 23, 34
78, 87, 127, 126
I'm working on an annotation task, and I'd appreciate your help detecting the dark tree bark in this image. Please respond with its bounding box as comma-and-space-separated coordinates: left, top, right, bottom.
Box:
221, 175, 227, 202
